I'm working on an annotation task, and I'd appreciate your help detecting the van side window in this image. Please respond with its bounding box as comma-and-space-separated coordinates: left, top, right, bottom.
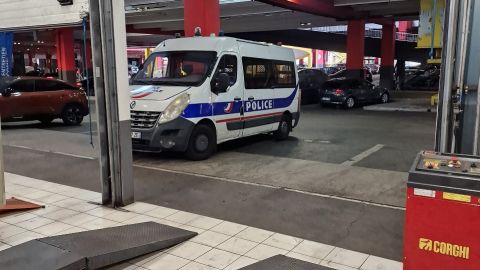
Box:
243, 57, 272, 89
273, 61, 296, 88
214, 55, 237, 85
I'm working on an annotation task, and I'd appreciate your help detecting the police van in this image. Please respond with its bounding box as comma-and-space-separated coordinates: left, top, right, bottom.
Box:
130, 36, 300, 160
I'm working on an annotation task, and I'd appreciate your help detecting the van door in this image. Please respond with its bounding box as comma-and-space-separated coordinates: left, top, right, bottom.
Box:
241, 57, 275, 136
211, 54, 243, 142
272, 60, 297, 124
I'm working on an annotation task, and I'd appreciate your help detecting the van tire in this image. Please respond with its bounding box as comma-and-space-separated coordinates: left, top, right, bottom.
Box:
185, 124, 217, 161
274, 114, 291, 141
62, 104, 84, 126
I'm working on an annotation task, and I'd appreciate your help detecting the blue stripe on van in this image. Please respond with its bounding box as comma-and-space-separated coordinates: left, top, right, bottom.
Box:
181, 87, 298, 119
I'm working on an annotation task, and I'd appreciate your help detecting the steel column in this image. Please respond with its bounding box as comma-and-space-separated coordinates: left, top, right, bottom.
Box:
89, 0, 134, 207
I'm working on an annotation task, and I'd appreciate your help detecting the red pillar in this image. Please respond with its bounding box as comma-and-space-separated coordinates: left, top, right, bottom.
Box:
56, 28, 76, 83
86, 39, 92, 69
184, 0, 220, 37
312, 50, 317, 68
346, 20, 365, 79
380, 23, 396, 90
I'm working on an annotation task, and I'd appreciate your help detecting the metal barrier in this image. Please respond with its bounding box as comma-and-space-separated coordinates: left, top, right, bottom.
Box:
311, 26, 418, 42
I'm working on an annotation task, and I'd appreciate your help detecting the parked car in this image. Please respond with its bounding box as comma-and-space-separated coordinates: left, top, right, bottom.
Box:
299, 68, 329, 105
320, 78, 390, 109
0, 77, 89, 125
329, 68, 373, 83
401, 65, 440, 91
78, 77, 95, 96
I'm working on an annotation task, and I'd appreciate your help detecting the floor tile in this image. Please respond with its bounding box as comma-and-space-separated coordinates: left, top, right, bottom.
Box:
177, 224, 206, 234
320, 260, 358, 270
79, 218, 120, 230
32, 221, 73, 236
145, 206, 179, 219
224, 256, 258, 270
0, 243, 11, 251
210, 222, 247, 236
236, 227, 274, 243
168, 241, 212, 260
324, 248, 369, 269
104, 211, 140, 223
217, 237, 258, 255
85, 206, 118, 217
186, 216, 223, 230
61, 213, 99, 226
191, 231, 231, 247
143, 253, 189, 270
122, 215, 160, 225
16, 216, 55, 230
360, 256, 403, 270
0, 212, 37, 224
180, 261, 217, 270
196, 248, 240, 269
263, 233, 302, 251
1, 231, 44, 246
0, 224, 27, 239
165, 211, 200, 224
104, 262, 139, 270
56, 226, 87, 235
130, 251, 164, 266
36, 193, 69, 204
41, 208, 79, 220
244, 244, 288, 261
292, 240, 336, 260
122, 202, 158, 213
286, 252, 321, 264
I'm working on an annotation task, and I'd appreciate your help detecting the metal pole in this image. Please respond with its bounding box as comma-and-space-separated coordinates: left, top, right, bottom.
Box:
89, 0, 134, 207
0, 120, 5, 207
435, 0, 459, 153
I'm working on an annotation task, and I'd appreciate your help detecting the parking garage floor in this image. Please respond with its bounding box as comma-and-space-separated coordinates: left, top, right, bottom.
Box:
1, 103, 436, 263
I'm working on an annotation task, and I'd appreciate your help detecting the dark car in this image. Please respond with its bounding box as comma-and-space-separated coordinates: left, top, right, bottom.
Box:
298, 68, 329, 104
320, 78, 390, 109
78, 77, 95, 96
329, 68, 373, 83
0, 77, 89, 125
401, 65, 440, 91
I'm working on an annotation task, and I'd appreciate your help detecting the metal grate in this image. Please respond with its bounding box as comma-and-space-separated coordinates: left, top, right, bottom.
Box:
131, 111, 161, 129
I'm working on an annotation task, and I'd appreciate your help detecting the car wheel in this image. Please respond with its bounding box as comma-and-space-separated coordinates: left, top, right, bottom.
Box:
344, 97, 355, 109
185, 124, 217, 161
380, 93, 390, 103
62, 104, 84, 126
274, 114, 291, 141
39, 118, 54, 125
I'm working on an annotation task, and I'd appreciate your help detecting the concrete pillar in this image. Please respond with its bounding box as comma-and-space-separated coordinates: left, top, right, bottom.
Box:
55, 28, 76, 83
396, 59, 406, 90
380, 23, 396, 90
346, 20, 365, 79
184, 0, 220, 37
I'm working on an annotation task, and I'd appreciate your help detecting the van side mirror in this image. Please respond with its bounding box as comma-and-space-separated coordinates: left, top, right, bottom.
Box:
212, 73, 230, 94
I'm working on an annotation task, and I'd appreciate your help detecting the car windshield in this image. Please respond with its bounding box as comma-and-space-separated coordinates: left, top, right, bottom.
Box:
133, 51, 217, 86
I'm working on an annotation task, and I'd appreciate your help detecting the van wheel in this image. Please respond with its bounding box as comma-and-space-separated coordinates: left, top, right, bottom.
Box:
62, 104, 84, 126
185, 124, 217, 161
274, 114, 291, 141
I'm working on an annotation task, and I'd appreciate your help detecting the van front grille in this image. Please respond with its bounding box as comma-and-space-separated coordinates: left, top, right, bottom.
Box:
131, 111, 161, 129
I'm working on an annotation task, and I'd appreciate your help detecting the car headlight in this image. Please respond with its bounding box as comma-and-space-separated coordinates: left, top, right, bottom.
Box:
158, 93, 190, 124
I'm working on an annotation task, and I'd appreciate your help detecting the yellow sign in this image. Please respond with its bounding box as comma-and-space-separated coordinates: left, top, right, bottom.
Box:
418, 0, 445, 49
419, 238, 470, 259
443, 192, 471, 203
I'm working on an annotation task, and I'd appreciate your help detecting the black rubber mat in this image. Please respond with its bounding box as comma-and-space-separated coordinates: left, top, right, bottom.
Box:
240, 255, 334, 270
0, 222, 197, 270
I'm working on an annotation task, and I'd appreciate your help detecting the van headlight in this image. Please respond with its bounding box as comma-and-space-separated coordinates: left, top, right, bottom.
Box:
158, 93, 190, 124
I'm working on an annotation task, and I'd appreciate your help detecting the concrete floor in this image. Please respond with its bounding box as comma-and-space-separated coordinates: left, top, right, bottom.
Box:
0, 103, 436, 261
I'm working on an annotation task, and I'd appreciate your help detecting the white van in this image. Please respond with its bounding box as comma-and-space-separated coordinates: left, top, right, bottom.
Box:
129, 37, 300, 160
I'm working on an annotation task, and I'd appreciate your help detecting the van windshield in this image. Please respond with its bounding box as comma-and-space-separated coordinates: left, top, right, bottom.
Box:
133, 51, 217, 86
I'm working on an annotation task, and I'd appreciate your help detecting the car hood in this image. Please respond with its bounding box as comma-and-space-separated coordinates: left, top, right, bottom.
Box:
130, 85, 190, 101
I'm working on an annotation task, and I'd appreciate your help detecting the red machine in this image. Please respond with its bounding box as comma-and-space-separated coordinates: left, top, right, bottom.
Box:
404, 151, 480, 270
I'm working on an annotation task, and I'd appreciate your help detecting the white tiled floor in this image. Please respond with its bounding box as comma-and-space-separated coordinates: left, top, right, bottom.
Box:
0, 172, 403, 270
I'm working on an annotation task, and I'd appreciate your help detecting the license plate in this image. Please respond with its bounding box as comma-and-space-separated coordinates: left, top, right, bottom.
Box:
322, 97, 331, 101
131, 132, 142, 139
